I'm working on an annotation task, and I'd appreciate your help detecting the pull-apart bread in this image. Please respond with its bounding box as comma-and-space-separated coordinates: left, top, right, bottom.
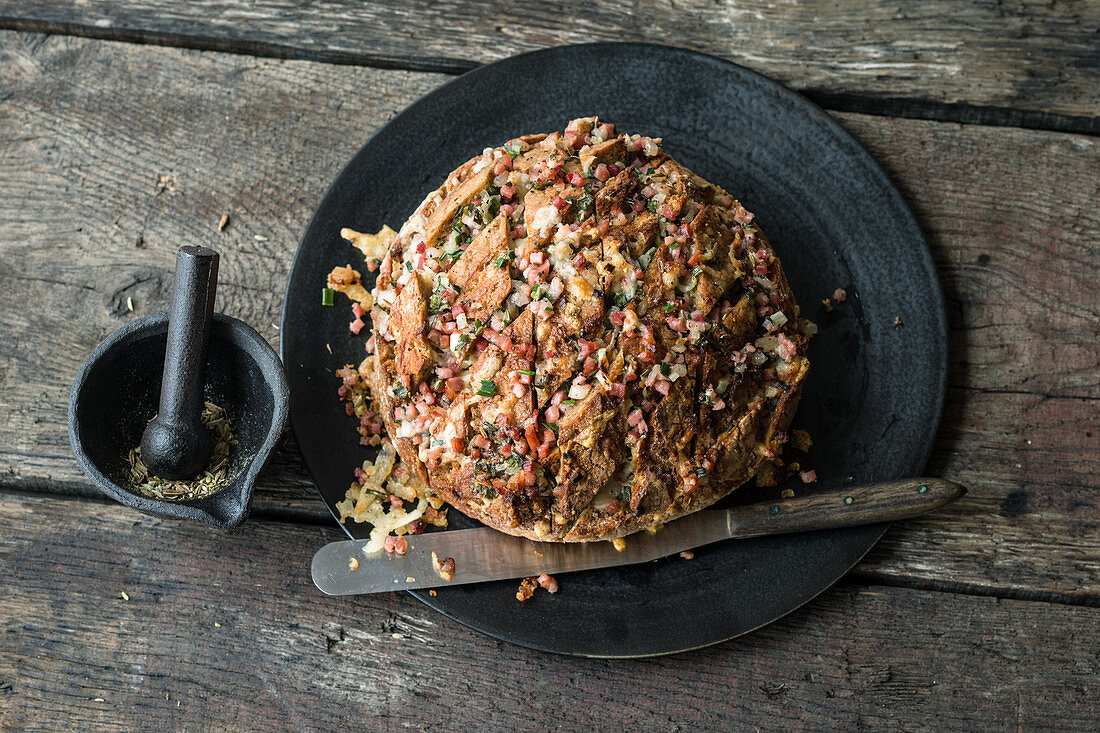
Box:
368, 117, 812, 542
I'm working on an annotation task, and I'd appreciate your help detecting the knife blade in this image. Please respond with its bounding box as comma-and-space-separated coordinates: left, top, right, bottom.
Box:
312, 477, 964, 595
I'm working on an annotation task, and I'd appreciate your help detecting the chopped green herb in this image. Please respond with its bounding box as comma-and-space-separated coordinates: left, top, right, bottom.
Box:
544, 422, 559, 435
694, 466, 708, 478
613, 288, 634, 307
692, 265, 704, 277
504, 142, 523, 158
360, 487, 387, 498
437, 249, 463, 263
660, 362, 671, 377
493, 251, 513, 268
392, 381, 409, 399
405, 261, 413, 271
478, 483, 500, 499
477, 380, 497, 397
637, 246, 657, 270
574, 193, 594, 216
663, 302, 676, 313
321, 288, 335, 306
517, 369, 535, 376
561, 399, 576, 406
531, 179, 553, 190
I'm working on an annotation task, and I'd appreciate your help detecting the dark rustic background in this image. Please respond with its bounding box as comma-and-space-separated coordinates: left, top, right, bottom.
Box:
0, 1, 1097, 730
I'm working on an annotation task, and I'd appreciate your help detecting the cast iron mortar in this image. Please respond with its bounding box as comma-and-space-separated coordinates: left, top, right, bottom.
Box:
68, 248, 289, 529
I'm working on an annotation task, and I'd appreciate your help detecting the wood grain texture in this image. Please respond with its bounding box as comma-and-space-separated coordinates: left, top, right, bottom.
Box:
0, 491, 1097, 731
0, 34, 1097, 600
0, 0, 1098, 129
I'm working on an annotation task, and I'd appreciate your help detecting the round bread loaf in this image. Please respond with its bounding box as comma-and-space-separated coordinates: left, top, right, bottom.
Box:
369, 117, 812, 541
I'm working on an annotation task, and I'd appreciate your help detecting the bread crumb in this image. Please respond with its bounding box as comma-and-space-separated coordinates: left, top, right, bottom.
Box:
680, 550, 694, 560
348, 557, 359, 571
218, 214, 230, 231
431, 551, 455, 581
611, 537, 626, 552
120, 591, 130, 601
516, 577, 538, 601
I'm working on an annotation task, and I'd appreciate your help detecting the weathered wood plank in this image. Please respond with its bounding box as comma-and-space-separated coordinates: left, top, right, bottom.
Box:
0, 492, 1096, 731
0, 0, 1098, 128
0, 35, 1097, 599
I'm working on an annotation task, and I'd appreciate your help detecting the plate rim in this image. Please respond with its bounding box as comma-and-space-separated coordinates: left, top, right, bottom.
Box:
279, 40, 947, 657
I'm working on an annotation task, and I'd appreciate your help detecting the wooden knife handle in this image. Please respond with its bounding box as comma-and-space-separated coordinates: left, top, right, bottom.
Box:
727, 477, 966, 538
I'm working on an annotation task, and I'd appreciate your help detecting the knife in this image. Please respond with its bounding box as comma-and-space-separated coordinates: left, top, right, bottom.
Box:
312, 477, 964, 595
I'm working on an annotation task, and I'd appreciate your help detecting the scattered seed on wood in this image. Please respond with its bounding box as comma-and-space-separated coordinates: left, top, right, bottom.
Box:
254, 234, 268, 241
120, 591, 130, 601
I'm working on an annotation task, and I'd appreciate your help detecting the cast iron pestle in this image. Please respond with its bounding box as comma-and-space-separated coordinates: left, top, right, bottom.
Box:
140, 245, 220, 480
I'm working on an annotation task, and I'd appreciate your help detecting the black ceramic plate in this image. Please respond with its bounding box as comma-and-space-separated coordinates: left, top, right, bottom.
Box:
280, 43, 946, 658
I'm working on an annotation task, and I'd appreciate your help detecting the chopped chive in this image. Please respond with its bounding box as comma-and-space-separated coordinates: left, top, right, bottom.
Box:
477, 380, 497, 397
517, 369, 535, 376
321, 288, 335, 306
660, 362, 671, 376
663, 303, 676, 312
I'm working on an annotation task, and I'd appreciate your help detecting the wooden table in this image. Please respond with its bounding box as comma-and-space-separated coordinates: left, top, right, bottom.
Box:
1, 2, 1096, 729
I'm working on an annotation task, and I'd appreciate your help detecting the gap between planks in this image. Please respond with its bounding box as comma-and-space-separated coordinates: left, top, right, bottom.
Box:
0, 16, 1096, 138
